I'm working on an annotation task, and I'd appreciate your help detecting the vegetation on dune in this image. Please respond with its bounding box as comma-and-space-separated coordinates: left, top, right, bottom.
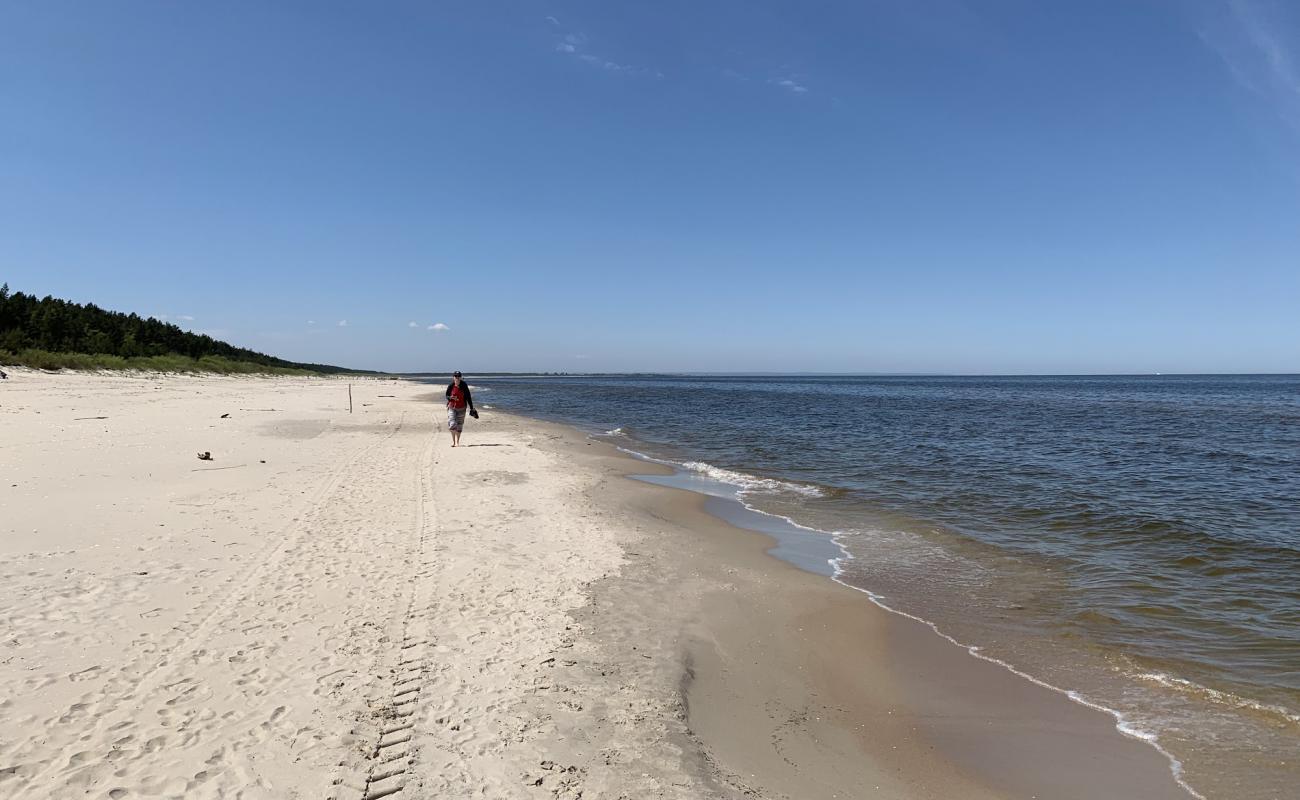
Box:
6, 349, 323, 375
0, 285, 365, 374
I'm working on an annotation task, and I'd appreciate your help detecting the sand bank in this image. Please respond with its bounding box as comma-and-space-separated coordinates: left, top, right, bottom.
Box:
0, 371, 1192, 799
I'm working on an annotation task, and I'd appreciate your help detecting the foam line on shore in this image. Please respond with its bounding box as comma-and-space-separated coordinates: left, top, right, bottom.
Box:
1135, 671, 1300, 727
609, 439, 1205, 800
609, 446, 833, 526
827, 570, 1205, 800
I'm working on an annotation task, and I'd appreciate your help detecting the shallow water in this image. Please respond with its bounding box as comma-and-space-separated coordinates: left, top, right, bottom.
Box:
458, 374, 1300, 799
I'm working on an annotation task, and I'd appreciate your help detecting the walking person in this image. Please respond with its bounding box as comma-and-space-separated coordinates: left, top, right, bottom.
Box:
445, 371, 477, 446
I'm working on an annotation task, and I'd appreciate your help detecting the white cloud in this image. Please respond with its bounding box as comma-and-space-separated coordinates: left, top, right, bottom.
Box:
553, 29, 659, 77
773, 77, 809, 94
428, 323, 450, 332
1202, 0, 1300, 132
337, 320, 348, 327
307, 320, 316, 325
408, 321, 419, 328
545, 15, 561, 27
177, 314, 195, 321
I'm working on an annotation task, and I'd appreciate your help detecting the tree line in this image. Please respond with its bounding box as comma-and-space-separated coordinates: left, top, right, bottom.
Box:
0, 285, 359, 373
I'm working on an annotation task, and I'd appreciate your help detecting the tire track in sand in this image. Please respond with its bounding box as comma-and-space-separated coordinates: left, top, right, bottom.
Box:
328, 431, 438, 800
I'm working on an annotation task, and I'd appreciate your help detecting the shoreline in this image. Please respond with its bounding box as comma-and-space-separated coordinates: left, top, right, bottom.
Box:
0, 371, 1196, 798
619, 447, 1204, 797
553, 415, 1195, 799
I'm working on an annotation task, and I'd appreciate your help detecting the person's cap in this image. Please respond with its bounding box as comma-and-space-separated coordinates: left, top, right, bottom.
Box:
453, 371, 462, 377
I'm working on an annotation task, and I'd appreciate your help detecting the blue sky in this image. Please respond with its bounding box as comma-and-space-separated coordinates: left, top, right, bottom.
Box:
2, 1, 1298, 373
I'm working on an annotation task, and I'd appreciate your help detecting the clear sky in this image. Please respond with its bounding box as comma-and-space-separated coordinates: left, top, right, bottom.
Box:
2, 1, 1298, 374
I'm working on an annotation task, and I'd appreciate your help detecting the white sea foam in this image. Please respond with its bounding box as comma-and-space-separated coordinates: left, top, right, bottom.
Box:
678, 460, 826, 498
612, 448, 834, 537
604, 426, 627, 436
610, 445, 825, 499
1135, 672, 1300, 726
612, 446, 674, 467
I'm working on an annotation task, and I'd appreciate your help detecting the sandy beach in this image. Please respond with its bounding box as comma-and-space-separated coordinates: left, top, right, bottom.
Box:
0, 371, 1196, 799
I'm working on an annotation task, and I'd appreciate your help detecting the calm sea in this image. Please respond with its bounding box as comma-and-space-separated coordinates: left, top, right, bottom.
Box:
457, 374, 1299, 799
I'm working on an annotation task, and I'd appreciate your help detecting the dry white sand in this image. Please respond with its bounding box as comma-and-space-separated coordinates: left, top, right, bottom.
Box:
0, 371, 709, 799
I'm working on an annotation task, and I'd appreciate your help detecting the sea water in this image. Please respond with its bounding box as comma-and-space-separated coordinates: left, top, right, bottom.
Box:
456, 374, 1298, 799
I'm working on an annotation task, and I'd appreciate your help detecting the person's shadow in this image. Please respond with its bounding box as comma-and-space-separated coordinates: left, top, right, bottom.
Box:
463, 443, 509, 447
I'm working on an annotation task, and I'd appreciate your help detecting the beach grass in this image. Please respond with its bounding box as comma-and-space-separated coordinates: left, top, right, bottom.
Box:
0, 348, 328, 375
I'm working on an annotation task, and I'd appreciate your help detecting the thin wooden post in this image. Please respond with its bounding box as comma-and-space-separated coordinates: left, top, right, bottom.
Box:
348, 383, 353, 413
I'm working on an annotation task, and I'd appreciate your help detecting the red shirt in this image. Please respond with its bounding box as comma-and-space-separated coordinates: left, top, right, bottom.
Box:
448, 383, 467, 409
